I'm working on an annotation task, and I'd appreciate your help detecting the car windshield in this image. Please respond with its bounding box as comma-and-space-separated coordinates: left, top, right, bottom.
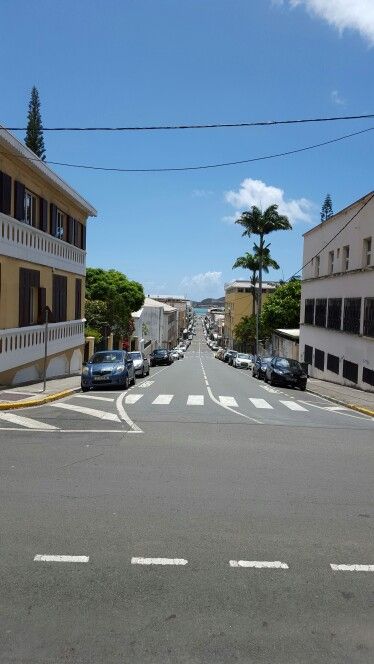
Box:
276, 358, 301, 369
155, 349, 167, 355
237, 353, 250, 359
90, 352, 123, 364
129, 352, 142, 359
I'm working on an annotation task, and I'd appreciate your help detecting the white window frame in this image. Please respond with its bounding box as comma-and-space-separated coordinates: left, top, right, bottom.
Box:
342, 245, 349, 271
328, 250, 334, 274
363, 237, 372, 266
56, 209, 65, 240
315, 255, 320, 277
24, 190, 37, 226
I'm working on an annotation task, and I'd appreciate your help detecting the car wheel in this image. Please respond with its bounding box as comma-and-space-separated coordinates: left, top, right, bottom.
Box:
142, 367, 145, 377
270, 375, 276, 386
147, 366, 150, 376
123, 375, 129, 390
264, 374, 268, 383
131, 372, 136, 386
81, 386, 89, 393
300, 385, 306, 391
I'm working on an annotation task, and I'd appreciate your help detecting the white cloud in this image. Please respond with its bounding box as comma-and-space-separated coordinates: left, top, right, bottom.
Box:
225, 178, 314, 225
180, 271, 223, 297
331, 89, 346, 106
277, 0, 374, 45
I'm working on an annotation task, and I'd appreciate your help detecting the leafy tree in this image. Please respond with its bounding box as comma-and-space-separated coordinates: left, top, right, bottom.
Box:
85, 268, 144, 337
261, 277, 301, 338
25, 86, 46, 160
233, 314, 258, 353
235, 205, 291, 320
233, 247, 280, 314
320, 193, 333, 222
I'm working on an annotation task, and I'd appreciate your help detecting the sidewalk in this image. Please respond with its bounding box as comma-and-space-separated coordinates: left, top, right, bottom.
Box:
0, 375, 81, 410
307, 377, 374, 417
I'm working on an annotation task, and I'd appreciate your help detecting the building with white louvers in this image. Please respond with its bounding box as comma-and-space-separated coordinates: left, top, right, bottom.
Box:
300, 191, 374, 392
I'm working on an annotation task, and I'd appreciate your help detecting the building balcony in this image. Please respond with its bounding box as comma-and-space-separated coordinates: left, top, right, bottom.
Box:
0, 319, 85, 372
0, 212, 86, 276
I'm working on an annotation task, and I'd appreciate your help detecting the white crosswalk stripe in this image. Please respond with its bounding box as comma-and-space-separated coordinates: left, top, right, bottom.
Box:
51, 402, 120, 421
125, 394, 143, 404
249, 398, 273, 409
280, 400, 308, 412
0, 412, 57, 430
152, 394, 174, 405
76, 395, 115, 402
187, 395, 204, 406
219, 396, 238, 407
139, 380, 154, 388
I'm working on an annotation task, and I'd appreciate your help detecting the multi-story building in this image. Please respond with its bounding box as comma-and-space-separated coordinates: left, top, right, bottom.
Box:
300, 191, 374, 392
0, 126, 96, 386
151, 295, 190, 340
224, 279, 277, 348
162, 303, 178, 348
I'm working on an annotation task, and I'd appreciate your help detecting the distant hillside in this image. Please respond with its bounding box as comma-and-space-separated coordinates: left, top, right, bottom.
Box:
192, 297, 225, 307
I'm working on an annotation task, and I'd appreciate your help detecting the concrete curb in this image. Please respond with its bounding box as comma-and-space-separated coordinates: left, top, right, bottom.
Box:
306, 387, 374, 418
0, 387, 81, 411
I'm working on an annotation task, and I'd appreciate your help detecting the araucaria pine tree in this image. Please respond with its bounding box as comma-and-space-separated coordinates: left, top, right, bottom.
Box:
25, 86, 46, 160
320, 193, 333, 222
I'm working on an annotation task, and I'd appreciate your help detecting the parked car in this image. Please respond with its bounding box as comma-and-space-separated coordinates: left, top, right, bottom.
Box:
211, 343, 219, 351
233, 353, 254, 369
128, 351, 150, 377
150, 348, 174, 366
173, 347, 184, 358
170, 349, 180, 360
179, 344, 187, 352
215, 348, 225, 360
223, 349, 235, 363
265, 356, 307, 390
228, 351, 238, 366
81, 350, 135, 392
252, 355, 273, 380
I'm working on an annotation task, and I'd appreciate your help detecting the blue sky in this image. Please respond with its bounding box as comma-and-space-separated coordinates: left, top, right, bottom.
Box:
1, 0, 373, 299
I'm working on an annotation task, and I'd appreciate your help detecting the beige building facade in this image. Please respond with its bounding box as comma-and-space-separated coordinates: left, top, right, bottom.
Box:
300, 191, 374, 392
0, 126, 96, 386
224, 280, 277, 348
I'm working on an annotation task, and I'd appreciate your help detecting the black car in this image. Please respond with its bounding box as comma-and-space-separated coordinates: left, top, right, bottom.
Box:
224, 349, 236, 363
265, 356, 307, 390
149, 348, 173, 367
252, 355, 273, 379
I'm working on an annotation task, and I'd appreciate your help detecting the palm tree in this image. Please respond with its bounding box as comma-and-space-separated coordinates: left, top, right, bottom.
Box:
232, 249, 279, 315
235, 205, 291, 319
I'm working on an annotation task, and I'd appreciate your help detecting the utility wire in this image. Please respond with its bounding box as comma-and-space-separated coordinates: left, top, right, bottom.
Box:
287, 191, 374, 280
4, 113, 374, 132
4, 126, 374, 173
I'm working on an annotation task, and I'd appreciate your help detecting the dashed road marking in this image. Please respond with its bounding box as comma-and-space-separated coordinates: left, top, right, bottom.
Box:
138, 380, 154, 388
230, 560, 289, 569
330, 563, 374, 572
76, 395, 115, 402
131, 557, 188, 566
125, 394, 144, 404
249, 398, 273, 409
219, 396, 238, 407
34, 554, 89, 563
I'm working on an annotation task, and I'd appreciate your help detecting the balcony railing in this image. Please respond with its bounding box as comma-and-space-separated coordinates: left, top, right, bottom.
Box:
0, 213, 85, 276
0, 319, 85, 373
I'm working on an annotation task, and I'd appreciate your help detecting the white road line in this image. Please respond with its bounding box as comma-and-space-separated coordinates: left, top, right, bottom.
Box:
230, 560, 289, 569
131, 557, 188, 565
187, 395, 204, 406
0, 412, 57, 430
51, 402, 120, 421
280, 400, 308, 412
138, 380, 154, 388
260, 384, 279, 394
324, 406, 348, 411
249, 398, 273, 409
219, 396, 238, 407
298, 399, 373, 421
125, 393, 144, 404
152, 394, 174, 405
34, 554, 89, 563
75, 395, 115, 402
330, 563, 374, 572
116, 392, 143, 432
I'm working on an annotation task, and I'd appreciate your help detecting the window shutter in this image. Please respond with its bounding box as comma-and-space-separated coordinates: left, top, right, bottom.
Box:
74, 219, 80, 247
82, 223, 86, 250
75, 279, 82, 319
50, 203, 57, 236
38, 287, 46, 323
67, 216, 75, 244
19, 268, 29, 327
39, 197, 48, 232
0, 170, 12, 215
14, 181, 25, 221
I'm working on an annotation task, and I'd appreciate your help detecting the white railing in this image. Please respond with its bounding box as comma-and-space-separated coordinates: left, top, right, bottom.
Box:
0, 213, 86, 276
0, 320, 85, 372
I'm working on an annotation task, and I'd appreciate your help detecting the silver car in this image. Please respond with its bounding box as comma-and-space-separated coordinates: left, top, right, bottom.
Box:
128, 351, 150, 377
233, 353, 254, 369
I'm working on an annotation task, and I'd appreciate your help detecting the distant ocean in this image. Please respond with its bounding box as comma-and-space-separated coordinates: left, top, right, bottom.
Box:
193, 307, 209, 316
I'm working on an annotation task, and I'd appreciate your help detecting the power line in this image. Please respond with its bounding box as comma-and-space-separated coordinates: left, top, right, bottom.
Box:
4, 125, 374, 173
4, 112, 374, 132
287, 191, 374, 280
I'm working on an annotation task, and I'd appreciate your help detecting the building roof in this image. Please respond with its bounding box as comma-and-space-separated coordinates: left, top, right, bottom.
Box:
0, 125, 97, 217
303, 190, 374, 238
224, 279, 278, 291
150, 295, 187, 301
274, 328, 300, 340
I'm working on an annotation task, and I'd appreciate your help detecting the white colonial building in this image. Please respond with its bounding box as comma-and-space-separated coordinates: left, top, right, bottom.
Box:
300, 191, 374, 392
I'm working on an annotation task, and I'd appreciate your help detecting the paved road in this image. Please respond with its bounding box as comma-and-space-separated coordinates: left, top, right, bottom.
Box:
1, 323, 373, 663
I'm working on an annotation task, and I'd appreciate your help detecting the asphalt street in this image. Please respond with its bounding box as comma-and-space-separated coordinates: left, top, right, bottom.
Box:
1, 322, 373, 663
